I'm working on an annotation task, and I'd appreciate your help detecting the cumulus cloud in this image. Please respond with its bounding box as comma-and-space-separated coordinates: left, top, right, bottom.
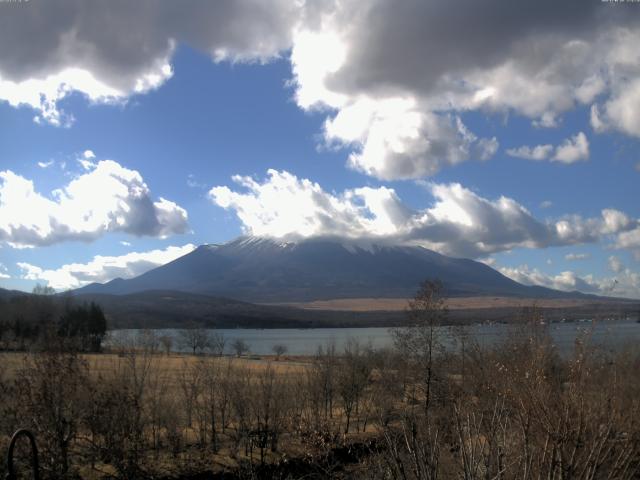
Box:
18, 244, 196, 290
609, 255, 624, 273
3, 2, 640, 177
288, 1, 640, 178
210, 169, 411, 238
506, 132, 589, 163
77, 150, 97, 171
499, 263, 640, 299
499, 265, 601, 294
615, 227, 640, 259
0, 0, 297, 125
506, 144, 554, 161
0, 157, 189, 248
210, 169, 638, 258
320, 96, 499, 180
552, 132, 590, 163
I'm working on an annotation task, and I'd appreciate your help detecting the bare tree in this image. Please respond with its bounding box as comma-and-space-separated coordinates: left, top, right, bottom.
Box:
137, 329, 159, 353
158, 334, 173, 356
393, 279, 447, 414
272, 344, 287, 360
16, 350, 90, 477
178, 359, 202, 428
178, 327, 211, 355
207, 332, 226, 356
336, 339, 371, 434
231, 338, 250, 357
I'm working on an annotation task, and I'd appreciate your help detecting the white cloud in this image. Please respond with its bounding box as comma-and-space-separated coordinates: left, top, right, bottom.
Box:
479, 257, 497, 267
186, 174, 207, 189
288, 4, 640, 178
210, 169, 638, 258
540, 200, 553, 209
609, 255, 624, 273
499, 265, 599, 294
321, 95, 499, 180
0, 158, 189, 248
37, 160, 54, 169
18, 244, 196, 291
552, 132, 590, 163
565, 253, 590, 261
506, 144, 553, 161
500, 263, 639, 299
615, 227, 640, 259
592, 78, 640, 138
506, 132, 589, 164
501, 251, 640, 298
0, 263, 9, 279
78, 150, 97, 171
210, 169, 411, 239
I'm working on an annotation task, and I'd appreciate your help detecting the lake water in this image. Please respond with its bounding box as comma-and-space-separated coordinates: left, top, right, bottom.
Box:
109, 318, 640, 356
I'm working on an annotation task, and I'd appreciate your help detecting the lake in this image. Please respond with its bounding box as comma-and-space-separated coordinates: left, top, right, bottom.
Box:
108, 318, 640, 356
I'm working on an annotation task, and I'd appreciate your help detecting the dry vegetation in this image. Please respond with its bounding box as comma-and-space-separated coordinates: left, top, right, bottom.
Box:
1, 284, 639, 479
272, 296, 637, 312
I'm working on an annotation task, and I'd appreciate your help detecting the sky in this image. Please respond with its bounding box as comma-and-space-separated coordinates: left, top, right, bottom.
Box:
0, 0, 639, 298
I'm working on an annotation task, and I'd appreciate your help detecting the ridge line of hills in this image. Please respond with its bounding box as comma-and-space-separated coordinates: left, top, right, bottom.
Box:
2, 236, 638, 328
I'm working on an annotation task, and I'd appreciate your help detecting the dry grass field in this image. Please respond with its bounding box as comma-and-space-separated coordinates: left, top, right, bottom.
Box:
2, 291, 640, 479
270, 295, 633, 311
0, 350, 311, 379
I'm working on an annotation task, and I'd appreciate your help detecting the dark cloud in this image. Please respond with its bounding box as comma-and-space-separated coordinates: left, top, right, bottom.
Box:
0, 0, 296, 85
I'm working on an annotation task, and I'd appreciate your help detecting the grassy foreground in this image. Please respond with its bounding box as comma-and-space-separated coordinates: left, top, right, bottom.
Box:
1, 318, 640, 479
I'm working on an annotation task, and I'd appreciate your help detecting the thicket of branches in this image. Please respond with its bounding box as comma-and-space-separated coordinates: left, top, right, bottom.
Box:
0, 281, 638, 479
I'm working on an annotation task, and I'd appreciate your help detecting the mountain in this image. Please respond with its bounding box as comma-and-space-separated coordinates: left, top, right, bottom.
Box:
74, 236, 593, 302
0, 287, 29, 300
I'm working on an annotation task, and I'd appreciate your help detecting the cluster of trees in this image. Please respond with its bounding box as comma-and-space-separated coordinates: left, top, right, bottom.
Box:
129, 327, 287, 359
0, 286, 107, 352
0, 281, 638, 479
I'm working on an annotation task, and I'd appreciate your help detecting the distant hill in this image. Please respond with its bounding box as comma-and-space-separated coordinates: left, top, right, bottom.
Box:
0, 287, 29, 300
3, 282, 636, 330
75, 236, 597, 302
73, 290, 640, 330
72, 289, 416, 329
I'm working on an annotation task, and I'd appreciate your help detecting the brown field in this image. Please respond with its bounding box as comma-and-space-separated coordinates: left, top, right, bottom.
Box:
268, 296, 630, 311
0, 351, 311, 379
2, 326, 640, 479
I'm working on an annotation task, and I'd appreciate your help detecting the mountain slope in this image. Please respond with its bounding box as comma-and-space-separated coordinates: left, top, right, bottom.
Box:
75, 236, 592, 302
0, 287, 29, 300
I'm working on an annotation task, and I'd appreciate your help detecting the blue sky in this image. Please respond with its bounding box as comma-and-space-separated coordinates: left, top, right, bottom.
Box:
0, 1, 639, 297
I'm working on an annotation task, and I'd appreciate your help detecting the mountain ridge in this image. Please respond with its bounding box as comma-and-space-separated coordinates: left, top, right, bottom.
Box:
74, 236, 601, 302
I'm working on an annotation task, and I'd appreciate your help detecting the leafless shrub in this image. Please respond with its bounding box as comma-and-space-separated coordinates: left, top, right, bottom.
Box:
208, 331, 226, 356
15, 349, 89, 478
272, 343, 287, 359
178, 327, 211, 355
231, 338, 250, 357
